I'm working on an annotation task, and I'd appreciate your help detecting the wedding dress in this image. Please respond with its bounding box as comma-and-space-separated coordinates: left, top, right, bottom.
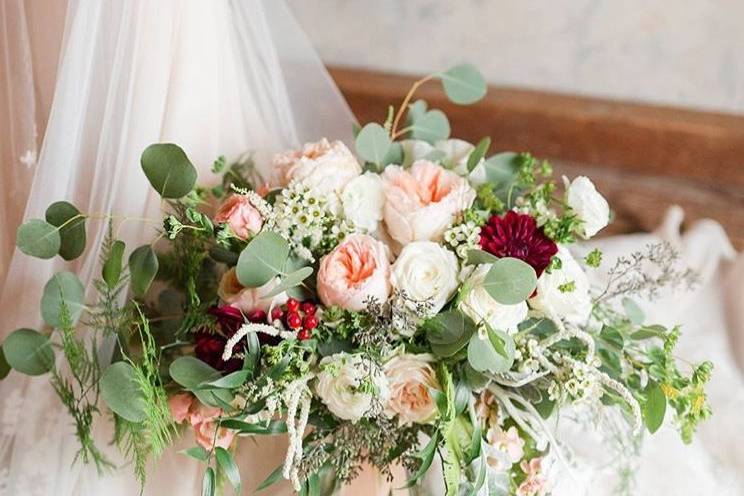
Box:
2, 1, 743, 496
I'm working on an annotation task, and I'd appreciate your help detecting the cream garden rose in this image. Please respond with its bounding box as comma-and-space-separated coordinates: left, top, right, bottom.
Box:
272, 138, 361, 197
566, 176, 610, 238
382, 160, 475, 245
390, 241, 459, 316
317, 234, 391, 311
341, 172, 385, 232
459, 264, 528, 334
217, 267, 288, 312
315, 353, 389, 422
384, 353, 441, 425
529, 245, 592, 324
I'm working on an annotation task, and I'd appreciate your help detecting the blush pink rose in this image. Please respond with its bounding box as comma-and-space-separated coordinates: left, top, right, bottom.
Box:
317, 234, 391, 311
381, 160, 476, 245
168, 393, 193, 423
384, 354, 441, 425
168, 394, 236, 450
214, 194, 263, 240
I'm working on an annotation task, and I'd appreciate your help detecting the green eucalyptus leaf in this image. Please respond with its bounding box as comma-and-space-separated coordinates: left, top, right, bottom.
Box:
483, 257, 537, 305
0, 346, 10, 380
467, 327, 515, 374
407, 99, 428, 123
2, 328, 54, 376
410, 110, 450, 143
466, 249, 499, 266
45, 201, 86, 261
425, 310, 476, 357
170, 357, 221, 389
41, 271, 86, 327
263, 266, 313, 298
215, 447, 241, 492
382, 141, 404, 166
467, 137, 491, 172
100, 362, 146, 422
355, 123, 392, 164
236, 231, 289, 287
16, 219, 60, 259
483, 152, 519, 186
438, 64, 487, 105
202, 467, 215, 496
128, 245, 158, 297
204, 369, 249, 389
464, 363, 489, 390
141, 143, 197, 199
102, 240, 126, 289
643, 381, 666, 434
180, 446, 210, 461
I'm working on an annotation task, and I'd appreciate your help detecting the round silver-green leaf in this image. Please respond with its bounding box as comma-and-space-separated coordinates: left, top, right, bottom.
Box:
236, 231, 289, 288
41, 271, 86, 327
467, 327, 515, 374
100, 362, 146, 422
2, 328, 54, 376
355, 123, 392, 164
128, 244, 158, 297
439, 64, 487, 105
410, 110, 450, 143
483, 257, 537, 305
141, 143, 197, 199
16, 219, 61, 259
45, 201, 86, 261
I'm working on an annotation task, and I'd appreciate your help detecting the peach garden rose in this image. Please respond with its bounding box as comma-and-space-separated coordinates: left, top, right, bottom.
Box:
381, 159, 475, 245
217, 267, 287, 312
168, 393, 235, 450
316, 234, 391, 311
384, 353, 441, 425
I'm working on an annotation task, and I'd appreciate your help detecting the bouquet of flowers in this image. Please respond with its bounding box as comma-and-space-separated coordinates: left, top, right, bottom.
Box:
2, 65, 711, 496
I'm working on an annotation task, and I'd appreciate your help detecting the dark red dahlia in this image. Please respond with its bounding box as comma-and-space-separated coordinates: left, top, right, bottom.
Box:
194, 305, 268, 373
479, 211, 558, 277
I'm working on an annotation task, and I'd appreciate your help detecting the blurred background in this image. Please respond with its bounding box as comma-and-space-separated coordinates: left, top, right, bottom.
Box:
287, 0, 744, 248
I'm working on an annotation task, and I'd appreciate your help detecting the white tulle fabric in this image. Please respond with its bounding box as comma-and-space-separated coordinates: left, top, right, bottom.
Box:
0, 1, 358, 494
0, 0, 39, 288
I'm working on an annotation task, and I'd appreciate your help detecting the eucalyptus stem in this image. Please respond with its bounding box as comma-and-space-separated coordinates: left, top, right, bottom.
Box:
389, 74, 434, 139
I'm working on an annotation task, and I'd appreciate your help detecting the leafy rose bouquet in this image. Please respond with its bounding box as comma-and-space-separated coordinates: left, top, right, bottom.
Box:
1, 65, 711, 496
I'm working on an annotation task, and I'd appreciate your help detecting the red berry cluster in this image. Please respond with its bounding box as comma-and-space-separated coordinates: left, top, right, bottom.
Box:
270, 297, 318, 340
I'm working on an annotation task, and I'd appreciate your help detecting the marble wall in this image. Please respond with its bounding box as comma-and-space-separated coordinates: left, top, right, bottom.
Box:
287, 0, 744, 114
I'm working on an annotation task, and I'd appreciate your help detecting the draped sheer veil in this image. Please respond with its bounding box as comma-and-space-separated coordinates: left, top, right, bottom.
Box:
0, 1, 355, 494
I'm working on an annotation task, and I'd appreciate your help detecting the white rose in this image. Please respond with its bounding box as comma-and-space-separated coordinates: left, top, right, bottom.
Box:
384, 353, 441, 425
314, 353, 389, 422
382, 160, 475, 245
341, 172, 385, 232
459, 265, 528, 334
566, 176, 609, 238
272, 138, 361, 197
390, 241, 459, 315
529, 245, 591, 324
